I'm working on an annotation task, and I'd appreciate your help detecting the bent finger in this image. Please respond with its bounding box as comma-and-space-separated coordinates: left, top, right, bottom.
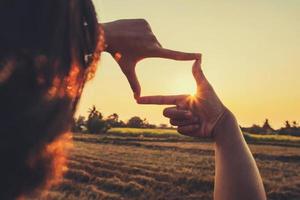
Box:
170, 118, 199, 126
163, 107, 193, 119
137, 95, 189, 105
177, 124, 200, 136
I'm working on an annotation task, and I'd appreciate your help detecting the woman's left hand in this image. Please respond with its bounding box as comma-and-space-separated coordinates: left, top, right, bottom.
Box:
100, 19, 200, 99
137, 59, 227, 138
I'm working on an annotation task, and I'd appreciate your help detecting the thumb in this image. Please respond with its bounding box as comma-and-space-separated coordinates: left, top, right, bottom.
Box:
192, 59, 207, 86
127, 69, 141, 99
119, 58, 141, 99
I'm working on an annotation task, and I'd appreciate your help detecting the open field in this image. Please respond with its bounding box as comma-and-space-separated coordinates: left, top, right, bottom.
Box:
41, 129, 300, 200
108, 128, 300, 147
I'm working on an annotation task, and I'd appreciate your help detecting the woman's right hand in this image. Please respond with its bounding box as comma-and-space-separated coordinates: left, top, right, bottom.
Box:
137, 59, 228, 138
101, 19, 200, 99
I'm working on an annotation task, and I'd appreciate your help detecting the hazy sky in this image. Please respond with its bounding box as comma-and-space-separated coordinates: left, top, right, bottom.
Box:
76, 0, 300, 128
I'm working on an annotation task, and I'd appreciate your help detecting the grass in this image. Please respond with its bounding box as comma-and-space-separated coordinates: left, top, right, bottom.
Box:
244, 132, 300, 141
243, 132, 300, 147
107, 128, 180, 137
35, 129, 300, 200
108, 128, 178, 135
107, 127, 300, 146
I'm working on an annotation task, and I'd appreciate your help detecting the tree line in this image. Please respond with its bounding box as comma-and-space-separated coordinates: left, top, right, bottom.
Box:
73, 106, 300, 137
72, 106, 163, 134
241, 119, 300, 136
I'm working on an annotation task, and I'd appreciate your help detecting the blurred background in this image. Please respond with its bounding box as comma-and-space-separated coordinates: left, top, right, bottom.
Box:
76, 0, 300, 129
56, 2, 300, 200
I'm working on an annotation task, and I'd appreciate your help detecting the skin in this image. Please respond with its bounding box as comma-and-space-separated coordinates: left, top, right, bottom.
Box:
137, 60, 266, 200
101, 19, 200, 99
101, 19, 266, 200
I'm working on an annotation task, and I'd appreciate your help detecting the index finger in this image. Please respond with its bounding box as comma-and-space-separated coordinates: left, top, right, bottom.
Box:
137, 95, 189, 105
151, 48, 201, 61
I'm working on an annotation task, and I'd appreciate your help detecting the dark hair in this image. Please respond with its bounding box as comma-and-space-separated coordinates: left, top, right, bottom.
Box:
0, 0, 101, 199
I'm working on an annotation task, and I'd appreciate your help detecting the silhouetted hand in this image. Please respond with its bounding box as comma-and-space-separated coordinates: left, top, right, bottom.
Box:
101, 19, 200, 99
137, 59, 227, 138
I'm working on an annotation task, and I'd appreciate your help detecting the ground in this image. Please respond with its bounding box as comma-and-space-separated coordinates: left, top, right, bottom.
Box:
40, 129, 300, 200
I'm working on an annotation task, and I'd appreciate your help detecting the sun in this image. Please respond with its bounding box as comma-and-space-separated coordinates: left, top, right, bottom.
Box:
169, 75, 197, 96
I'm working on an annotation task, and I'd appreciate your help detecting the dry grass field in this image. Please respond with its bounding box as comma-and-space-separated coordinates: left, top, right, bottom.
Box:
40, 129, 300, 200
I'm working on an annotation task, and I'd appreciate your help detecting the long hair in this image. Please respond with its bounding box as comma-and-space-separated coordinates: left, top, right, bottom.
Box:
0, 0, 101, 199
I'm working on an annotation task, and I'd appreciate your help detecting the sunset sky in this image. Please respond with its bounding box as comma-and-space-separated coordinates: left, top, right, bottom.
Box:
76, 0, 300, 128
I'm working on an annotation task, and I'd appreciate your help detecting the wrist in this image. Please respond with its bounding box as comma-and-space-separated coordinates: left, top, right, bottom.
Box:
213, 109, 241, 146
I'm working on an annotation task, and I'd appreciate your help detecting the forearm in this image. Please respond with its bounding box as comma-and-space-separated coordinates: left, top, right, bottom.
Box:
213, 110, 266, 200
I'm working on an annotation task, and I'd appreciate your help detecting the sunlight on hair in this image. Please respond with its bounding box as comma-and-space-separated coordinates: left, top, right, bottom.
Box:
45, 132, 73, 186
0, 60, 15, 84
46, 76, 61, 99
39, 132, 73, 198
66, 64, 82, 98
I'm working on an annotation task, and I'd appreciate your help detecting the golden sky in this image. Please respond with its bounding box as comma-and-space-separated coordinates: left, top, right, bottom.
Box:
76, 0, 300, 128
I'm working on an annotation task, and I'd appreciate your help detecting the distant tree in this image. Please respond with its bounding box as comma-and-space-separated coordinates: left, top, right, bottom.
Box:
127, 116, 144, 128
262, 119, 274, 134
86, 106, 109, 133
139, 118, 157, 129
106, 113, 120, 127
242, 124, 265, 134
147, 124, 157, 129
285, 120, 291, 129
278, 120, 300, 136
142, 118, 148, 128
88, 105, 103, 120
292, 121, 298, 128
118, 120, 126, 127
72, 115, 86, 133
262, 119, 272, 130
159, 124, 168, 129
109, 113, 119, 121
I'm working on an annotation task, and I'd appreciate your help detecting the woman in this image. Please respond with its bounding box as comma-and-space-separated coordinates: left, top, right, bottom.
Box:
0, 0, 265, 199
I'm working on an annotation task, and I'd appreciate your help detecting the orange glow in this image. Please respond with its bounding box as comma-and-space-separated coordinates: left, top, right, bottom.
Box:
185, 95, 197, 109
23, 132, 73, 199
44, 132, 73, 187
66, 64, 82, 98
0, 60, 15, 84
46, 76, 61, 99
